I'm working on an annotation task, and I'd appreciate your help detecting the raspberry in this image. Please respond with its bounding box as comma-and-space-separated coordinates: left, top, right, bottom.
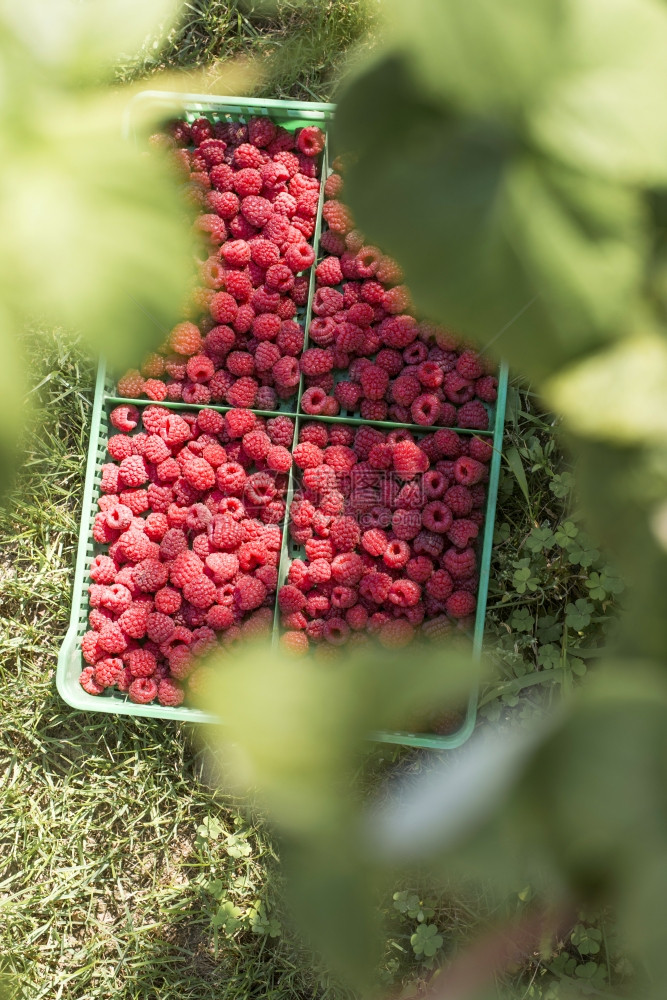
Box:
457, 400, 489, 430
264, 445, 291, 473
330, 516, 360, 552
233, 142, 263, 169
322, 200, 353, 234
248, 116, 277, 148
170, 550, 205, 589
95, 621, 127, 654
334, 381, 362, 411
132, 558, 168, 593
475, 375, 498, 403
387, 579, 421, 608
205, 604, 234, 630
418, 501, 452, 534
194, 213, 227, 245
315, 256, 343, 286
276, 321, 304, 356
296, 125, 325, 156
144, 611, 175, 645
79, 666, 105, 695
110, 405, 140, 432
239, 429, 269, 461
443, 485, 473, 517
116, 369, 144, 398
128, 677, 158, 704
299, 348, 332, 377
389, 375, 419, 408
446, 590, 476, 618
308, 558, 332, 585
300, 387, 329, 415
443, 371, 474, 404
93, 657, 123, 688
89, 554, 117, 585
265, 415, 294, 447
209, 512, 244, 550
453, 456, 486, 486
157, 677, 185, 706
245, 380, 271, 409
359, 571, 392, 604
323, 618, 350, 645
382, 285, 412, 314
456, 350, 484, 380
442, 547, 476, 580
209, 291, 238, 325
144, 379, 169, 403
411, 394, 441, 426
467, 437, 493, 464
378, 619, 414, 648
183, 575, 218, 608
359, 365, 389, 402
233, 167, 263, 198
447, 518, 479, 549
293, 441, 324, 469
169, 322, 203, 356
393, 440, 428, 480
241, 195, 272, 228
284, 242, 315, 273
250, 311, 280, 342
383, 539, 410, 569
424, 569, 453, 601
278, 584, 306, 614
280, 631, 309, 655
225, 377, 257, 408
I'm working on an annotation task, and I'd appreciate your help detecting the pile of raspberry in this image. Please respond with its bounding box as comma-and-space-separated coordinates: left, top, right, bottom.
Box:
117, 115, 326, 410
299, 163, 497, 428
277, 421, 492, 656
78, 404, 295, 705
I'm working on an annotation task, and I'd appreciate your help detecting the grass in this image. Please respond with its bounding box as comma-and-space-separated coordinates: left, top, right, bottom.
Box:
0, 3, 624, 998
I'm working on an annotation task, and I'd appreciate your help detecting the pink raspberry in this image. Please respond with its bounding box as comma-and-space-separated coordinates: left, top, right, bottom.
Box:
169, 550, 205, 589
388, 579, 421, 607
110, 404, 140, 432
93, 657, 124, 688
315, 256, 343, 286
330, 552, 364, 585
406, 555, 433, 583
183, 575, 218, 609
284, 242, 315, 273
297, 125, 325, 156
127, 648, 157, 678
445, 486, 473, 516
359, 365, 389, 402
456, 350, 484, 380
280, 631, 309, 655
411, 394, 441, 426
308, 558, 332, 585
426, 569, 454, 601
422, 501, 453, 534
133, 558, 169, 593
129, 677, 158, 704
210, 291, 239, 324
447, 519, 479, 549
442, 547, 476, 580
79, 666, 105, 695
359, 400, 387, 421
454, 456, 486, 486
383, 539, 410, 569
378, 619, 414, 648
293, 441, 324, 469
359, 571, 392, 604
157, 677, 185, 706
226, 377, 258, 408
300, 348, 334, 377
278, 584, 306, 613
209, 512, 244, 550
266, 445, 292, 472
266, 415, 294, 446
446, 590, 476, 618
475, 375, 498, 403
329, 516, 360, 552
393, 440, 428, 480
457, 400, 489, 430
300, 387, 330, 415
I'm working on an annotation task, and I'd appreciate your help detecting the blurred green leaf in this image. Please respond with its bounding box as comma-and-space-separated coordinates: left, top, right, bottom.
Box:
545, 332, 667, 444
334, 54, 644, 380
529, 0, 667, 184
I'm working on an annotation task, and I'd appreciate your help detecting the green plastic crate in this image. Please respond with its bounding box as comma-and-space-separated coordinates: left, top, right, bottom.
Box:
56, 92, 509, 749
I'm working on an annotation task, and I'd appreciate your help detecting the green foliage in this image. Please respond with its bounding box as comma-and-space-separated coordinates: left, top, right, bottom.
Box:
0, 0, 193, 490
